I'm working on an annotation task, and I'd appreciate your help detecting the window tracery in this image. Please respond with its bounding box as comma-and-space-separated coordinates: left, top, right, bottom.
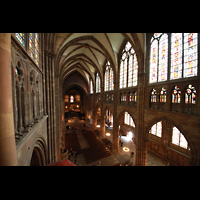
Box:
15, 33, 25, 47
172, 127, 188, 149
120, 42, 138, 88
151, 88, 157, 102
96, 73, 101, 93
124, 112, 135, 127
185, 84, 196, 104
172, 86, 181, 104
149, 121, 162, 138
160, 87, 166, 103
104, 61, 114, 91
29, 33, 39, 66
149, 33, 198, 83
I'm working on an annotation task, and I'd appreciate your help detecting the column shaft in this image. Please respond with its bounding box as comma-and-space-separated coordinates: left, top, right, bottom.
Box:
0, 33, 17, 166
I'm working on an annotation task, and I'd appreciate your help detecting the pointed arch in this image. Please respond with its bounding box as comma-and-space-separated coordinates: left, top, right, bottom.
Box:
145, 116, 195, 157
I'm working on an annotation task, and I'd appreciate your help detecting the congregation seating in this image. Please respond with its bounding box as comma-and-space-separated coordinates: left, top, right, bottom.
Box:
126, 162, 133, 166
101, 138, 112, 150
81, 130, 111, 163
65, 131, 82, 153
112, 162, 121, 166
122, 159, 130, 166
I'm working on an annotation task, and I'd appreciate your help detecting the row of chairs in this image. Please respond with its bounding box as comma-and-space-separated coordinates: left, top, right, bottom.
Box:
65, 132, 82, 153
112, 160, 133, 166
81, 130, 111, 163
101, 138, 112, 149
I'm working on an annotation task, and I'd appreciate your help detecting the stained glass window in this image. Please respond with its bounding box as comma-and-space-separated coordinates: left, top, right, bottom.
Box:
133, 54, 138, 86
151, 88, 157, 102
29, 33, 34, 59
185, 84, 196, 104
150, 33, 198, 83
15, 68, 19, 75
121, 93, 126, 102
124, 112, 135, 127
150, 39, 158, 83
120, 42, 138, 88
150, 121, 162, 137
104, 61, 114, 91
172, 127, 188, 149
70, 95, 74, 103
172, 86, 181, 103
158, 34, 168, 82
105, 68, 108, 91
150, 33, 168, 83
65, 95, 69, 102
184, 33, 198, 78
29, 33, 39, 66
35, 33, 39, 66
110, 67, 114, 91
90, 79, 93, 94
134, 92, 137, 102
129, 92, 137, 102
120, 53, 127, 88
15, 33, 25, 47
160, 87, 166, 103
96, 73, 101, 93
171, 33, 183, 80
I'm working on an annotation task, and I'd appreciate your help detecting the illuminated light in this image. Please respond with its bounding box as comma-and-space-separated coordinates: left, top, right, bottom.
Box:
77, 105, 79, 108
106, 133, 111, 136
127, 131, 133, 140
123, 147, 129, 152
97, 125, 100, 128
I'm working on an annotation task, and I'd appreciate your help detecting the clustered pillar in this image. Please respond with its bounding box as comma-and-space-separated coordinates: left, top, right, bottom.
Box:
0, 33, 17, 166
44, 50, 57, 164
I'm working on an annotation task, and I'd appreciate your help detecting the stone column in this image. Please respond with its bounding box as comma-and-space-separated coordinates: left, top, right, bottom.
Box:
51, 54, 56, 162
48, 52, 54, 162
0, 33, 17, 166
100, 112, 105, 139
92, 92, 97, 130
112, 81, 119, 154
180, 87, 184, 113
135, 72, 147, 166
45, 50, 51, 164
165, 85, 171, 111
17, 86, 23, 131
100, 86, 105, 138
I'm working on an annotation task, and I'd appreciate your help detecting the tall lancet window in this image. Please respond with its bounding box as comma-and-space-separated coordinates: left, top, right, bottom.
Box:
120, 42, 138, 88
96, 73, 101, 93
29, 33, 39, 66
15, 33, 25, 47
150, 33, 168, 83
104, 61, 114, 91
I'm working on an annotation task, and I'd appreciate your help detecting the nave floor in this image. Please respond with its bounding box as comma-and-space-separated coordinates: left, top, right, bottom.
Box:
65, 117, 169, 166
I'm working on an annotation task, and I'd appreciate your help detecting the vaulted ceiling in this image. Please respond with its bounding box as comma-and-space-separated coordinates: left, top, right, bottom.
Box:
53, 33, 144, 93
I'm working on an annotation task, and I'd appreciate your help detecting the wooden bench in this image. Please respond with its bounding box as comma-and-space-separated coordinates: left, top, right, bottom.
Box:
126, 162, 133, 166
112, 162, 121, 166
122, 160, 130, 166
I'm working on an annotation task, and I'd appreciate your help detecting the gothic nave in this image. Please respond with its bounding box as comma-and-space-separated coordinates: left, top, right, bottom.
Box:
0, 33, 200, 166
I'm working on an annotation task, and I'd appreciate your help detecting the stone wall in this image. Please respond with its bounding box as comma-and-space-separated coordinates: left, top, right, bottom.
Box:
16, 116, 48, 166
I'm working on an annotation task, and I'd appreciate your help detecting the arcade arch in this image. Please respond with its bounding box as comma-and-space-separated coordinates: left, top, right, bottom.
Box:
30, 139, 47, 166
146, 117, 192, 166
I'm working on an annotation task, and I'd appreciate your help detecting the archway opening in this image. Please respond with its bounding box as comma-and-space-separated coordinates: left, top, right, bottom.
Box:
64, 86, 87, 122
30, 147, 44, 166
147, 119, 191, 166
116, 110, 136, 165
105, 108, 113, 128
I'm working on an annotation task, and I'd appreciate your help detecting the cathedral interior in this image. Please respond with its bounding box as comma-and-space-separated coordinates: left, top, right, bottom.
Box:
0, 33, 199, 166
